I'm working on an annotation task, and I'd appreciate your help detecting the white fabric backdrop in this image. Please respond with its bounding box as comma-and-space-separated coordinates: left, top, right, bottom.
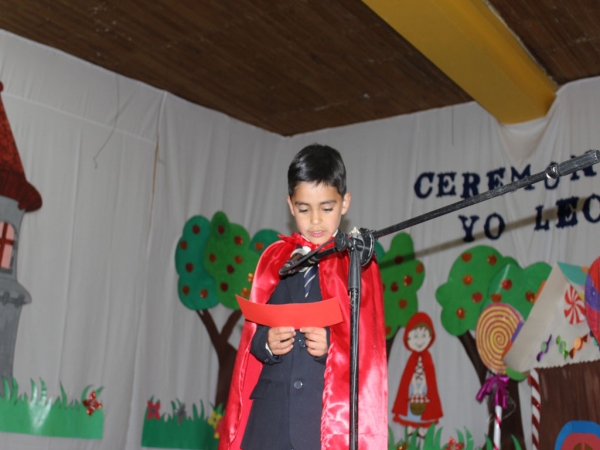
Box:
1, 30, 599, 449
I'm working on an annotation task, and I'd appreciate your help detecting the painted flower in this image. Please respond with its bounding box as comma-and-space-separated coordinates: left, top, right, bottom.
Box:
209, 410, 224, 438
208, 410, 222, 427
446, 437, 465, 450
147, 400, 161, 420
83, 391, 102, 416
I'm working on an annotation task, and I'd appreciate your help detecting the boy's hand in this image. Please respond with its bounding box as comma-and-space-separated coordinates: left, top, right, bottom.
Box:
267, 327, 295, 355
300, 327, 328, 357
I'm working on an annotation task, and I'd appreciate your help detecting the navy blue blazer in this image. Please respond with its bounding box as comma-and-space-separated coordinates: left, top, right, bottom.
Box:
241, 267, 328, 450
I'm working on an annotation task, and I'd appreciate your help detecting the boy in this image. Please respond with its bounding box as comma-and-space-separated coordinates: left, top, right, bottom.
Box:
219, 144, 387, 450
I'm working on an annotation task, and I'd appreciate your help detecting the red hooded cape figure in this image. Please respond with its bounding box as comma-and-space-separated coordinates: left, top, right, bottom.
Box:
219, 234, 388, 449
392, 311, 443, 435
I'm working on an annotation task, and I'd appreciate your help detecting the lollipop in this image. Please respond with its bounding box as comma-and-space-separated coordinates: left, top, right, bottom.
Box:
585, 256, 600, 343
476, 303, 523, 450
476, 303, 524, 374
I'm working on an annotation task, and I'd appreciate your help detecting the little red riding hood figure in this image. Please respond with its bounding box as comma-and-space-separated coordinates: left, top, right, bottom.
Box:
392, 311, 443, 437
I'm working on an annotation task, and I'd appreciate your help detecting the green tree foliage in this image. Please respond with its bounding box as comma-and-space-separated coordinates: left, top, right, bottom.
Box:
379, 233, 425, 339
436, 246, 551, 338
482, 262, 552, 320
436, 246, 517, 337
251, 229, 280, 255
175, 216, 219, 310
203, 212, 260, 309
175, 212, 279, 311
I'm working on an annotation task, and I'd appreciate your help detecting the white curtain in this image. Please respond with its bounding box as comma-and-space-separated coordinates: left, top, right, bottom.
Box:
1, 30, 599, 449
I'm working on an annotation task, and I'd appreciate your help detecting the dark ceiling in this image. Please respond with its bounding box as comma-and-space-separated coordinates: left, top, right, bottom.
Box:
1, 0, 599, 136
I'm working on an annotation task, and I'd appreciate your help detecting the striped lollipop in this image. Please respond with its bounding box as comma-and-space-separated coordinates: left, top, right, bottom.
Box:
585, 256, 600, 343
476, 303, 524, 374
476, 303, 523, 450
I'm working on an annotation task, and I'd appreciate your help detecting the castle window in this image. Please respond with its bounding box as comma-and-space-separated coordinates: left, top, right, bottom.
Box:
0, 222, 15, 269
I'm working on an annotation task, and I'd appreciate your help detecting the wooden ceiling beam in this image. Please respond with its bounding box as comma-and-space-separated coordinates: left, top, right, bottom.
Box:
362, 0, 557, 124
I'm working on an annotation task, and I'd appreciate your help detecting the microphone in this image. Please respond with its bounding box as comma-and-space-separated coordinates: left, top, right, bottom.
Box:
279, 246, 311, 276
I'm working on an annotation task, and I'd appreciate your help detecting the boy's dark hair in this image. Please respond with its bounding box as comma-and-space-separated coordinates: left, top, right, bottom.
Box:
287, 144, 347, 197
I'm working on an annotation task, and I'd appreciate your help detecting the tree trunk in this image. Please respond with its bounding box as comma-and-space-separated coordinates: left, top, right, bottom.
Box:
458, 332, 525, 449
196, 308, 243, 408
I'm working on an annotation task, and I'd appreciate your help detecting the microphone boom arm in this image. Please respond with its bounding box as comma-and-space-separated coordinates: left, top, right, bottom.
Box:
280, 150, 600, 276
373, 149, 600, 240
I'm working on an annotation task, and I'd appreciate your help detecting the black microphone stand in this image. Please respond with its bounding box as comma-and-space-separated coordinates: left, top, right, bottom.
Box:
279, 150, 600, 450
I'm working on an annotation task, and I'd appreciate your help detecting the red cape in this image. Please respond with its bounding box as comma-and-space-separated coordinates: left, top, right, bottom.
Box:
392, 312, 443, 426
219, 234, 388, 449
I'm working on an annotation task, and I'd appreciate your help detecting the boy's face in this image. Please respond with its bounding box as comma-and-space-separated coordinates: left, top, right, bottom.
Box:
287, 181, 351, 246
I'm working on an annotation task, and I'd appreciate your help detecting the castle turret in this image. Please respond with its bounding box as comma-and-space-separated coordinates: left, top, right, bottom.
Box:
0, 82, 42, 391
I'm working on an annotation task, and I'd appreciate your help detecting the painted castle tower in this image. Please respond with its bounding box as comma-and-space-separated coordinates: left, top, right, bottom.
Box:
0, 82, 42, 393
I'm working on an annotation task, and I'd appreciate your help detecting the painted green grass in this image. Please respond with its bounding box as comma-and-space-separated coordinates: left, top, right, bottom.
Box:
142, 398, 221, 449
0, 377, 104, 439
389, 426, 521, 450
389, 426, 471, 450
482, 435, 522, 450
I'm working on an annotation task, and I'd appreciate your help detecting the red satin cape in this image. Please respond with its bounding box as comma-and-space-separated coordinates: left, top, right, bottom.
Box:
219, 234, 388, 449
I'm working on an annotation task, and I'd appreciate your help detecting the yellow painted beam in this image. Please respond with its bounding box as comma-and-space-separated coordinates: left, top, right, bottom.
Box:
363, 0, 556, 124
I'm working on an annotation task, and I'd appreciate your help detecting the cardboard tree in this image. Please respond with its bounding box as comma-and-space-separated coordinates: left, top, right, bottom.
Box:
175, 212, 279, 407
504, 261, 600, 450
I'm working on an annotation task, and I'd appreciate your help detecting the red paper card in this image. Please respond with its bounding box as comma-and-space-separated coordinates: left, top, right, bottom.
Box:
236, 295, 343, 329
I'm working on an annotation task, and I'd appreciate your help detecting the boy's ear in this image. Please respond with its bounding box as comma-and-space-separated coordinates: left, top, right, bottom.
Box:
341, 192, 351, 215
286, 195, 295, 217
